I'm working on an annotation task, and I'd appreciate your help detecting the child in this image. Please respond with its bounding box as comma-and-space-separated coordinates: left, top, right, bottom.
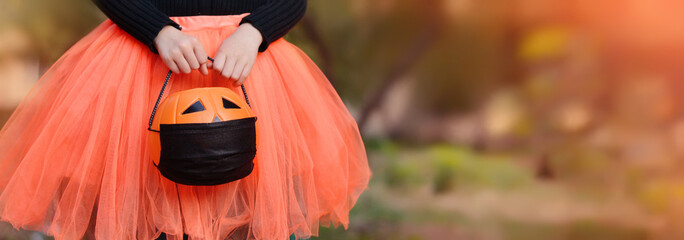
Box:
0, 0, 372, 239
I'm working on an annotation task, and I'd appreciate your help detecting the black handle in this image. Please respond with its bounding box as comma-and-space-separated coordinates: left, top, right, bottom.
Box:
148, 57, 252, 132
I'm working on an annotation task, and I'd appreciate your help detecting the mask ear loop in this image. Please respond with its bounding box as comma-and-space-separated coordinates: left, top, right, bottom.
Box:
147, 57, 252, 132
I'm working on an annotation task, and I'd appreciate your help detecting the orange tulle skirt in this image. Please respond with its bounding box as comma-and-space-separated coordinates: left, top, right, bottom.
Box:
0, 14, 371, 240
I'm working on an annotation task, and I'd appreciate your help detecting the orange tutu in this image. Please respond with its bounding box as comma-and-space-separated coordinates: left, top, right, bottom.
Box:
0, 14, 371, 240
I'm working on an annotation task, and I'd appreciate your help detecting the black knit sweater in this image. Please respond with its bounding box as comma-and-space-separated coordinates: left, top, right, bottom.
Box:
92, 0, 307, 53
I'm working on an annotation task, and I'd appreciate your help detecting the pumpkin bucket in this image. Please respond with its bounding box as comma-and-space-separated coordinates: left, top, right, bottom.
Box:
147, 65, 258, 186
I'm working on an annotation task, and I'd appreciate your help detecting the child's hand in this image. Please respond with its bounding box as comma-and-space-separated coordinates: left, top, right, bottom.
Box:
210, 23, 263, 86
154, 25, 209, 75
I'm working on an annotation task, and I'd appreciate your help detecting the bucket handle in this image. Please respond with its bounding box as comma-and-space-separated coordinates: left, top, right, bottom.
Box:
147, 57, 252, 132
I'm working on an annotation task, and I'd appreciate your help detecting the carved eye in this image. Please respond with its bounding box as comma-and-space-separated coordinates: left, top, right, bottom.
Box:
182, 100, 205, 114
223, 98, 240, 109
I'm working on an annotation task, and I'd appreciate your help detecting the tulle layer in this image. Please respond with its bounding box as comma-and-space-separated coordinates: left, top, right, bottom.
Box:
0, 14, 371, 240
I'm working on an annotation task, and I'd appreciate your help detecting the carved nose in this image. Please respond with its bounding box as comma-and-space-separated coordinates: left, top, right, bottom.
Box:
213, 116, 221, 122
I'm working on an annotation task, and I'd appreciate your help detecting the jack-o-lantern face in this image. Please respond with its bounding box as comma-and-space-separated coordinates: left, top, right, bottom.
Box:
148, 87, 258, 168
155, 87, 255, 125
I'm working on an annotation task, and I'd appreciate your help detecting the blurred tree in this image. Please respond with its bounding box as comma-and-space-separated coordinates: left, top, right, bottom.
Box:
289, 0, 525, 134
415, 0, 517, 115
1, 0, 104, 66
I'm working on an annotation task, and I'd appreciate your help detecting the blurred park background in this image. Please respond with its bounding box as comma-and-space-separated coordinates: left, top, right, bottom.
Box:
2, 0, 684, 239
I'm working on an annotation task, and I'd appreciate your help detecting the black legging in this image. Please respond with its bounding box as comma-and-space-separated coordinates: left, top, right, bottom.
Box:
155, 233, 189, 240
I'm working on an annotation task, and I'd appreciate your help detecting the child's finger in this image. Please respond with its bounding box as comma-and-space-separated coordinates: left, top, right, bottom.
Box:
231, 62, 245, 82
174, 57, 192, 74
238, 62, 253, 85
194, 43, 208, 61
237, 76, 246, 86
213, 54, 226, 72
182, 46, 200, 70
199, 63, 208, 75
193, 44, 208, 69
161, 55, 180, 74
221, 57, 237, 79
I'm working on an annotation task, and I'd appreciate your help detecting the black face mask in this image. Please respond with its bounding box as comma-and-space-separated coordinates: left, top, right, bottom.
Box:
148, 65, 257, 186
156, 117, 257, 186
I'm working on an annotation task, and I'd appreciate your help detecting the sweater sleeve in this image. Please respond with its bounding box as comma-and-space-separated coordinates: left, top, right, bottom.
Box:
239, 0, 307, 52
92, 0, 182, 54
